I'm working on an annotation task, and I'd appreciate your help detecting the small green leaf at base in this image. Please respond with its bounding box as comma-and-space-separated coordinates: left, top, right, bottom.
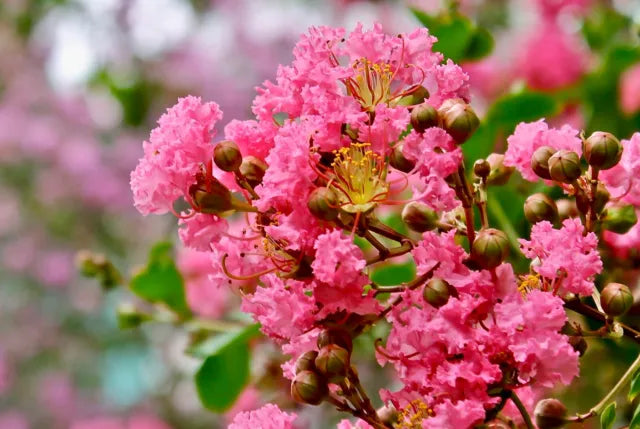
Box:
630, 402, 640, 429
629, 368, 640, 402
600, 402, 616, 429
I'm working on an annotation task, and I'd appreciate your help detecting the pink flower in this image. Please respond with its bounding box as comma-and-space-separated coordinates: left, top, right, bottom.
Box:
533, 0, 592, 18
227, 404, 297, 429
336, 419, 374, 429
402, 128, 462, 178
130, 96, 222, 215
178, 213, 228, 251
620, 63, 640, 115
504, 119, 582, 182
600, 133, 640, 206
178, 248, 231, 319
519, 218, 602, 296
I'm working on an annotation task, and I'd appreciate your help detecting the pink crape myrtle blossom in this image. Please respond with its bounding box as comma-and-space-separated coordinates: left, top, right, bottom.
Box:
130, 96, 222, 215
519, 218, 602, 296
228, 404, 297, 429
178, 248, 231, 319
533, 0, 592, 17
620, 63, 640, 115
600, 133, 640, 206
178, 213, 228, 251
504, 119, 582, 181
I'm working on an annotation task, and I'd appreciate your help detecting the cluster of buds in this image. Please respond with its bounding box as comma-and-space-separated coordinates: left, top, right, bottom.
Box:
411, 97, 480, 144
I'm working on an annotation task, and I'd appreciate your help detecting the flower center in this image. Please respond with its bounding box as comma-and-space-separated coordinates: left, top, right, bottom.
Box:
396, 399, 435, 428
518, 274, 542, 297
347, 58, 396, 112
329, 143, 389, 214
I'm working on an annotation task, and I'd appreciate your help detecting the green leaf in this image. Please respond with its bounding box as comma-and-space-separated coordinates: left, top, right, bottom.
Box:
464, 27, 494, 60
371, 260, 416, 286
629, 368, 640, 402
600, 402, 616, 429
130, 242, 190, 316
187, 324, 261, 359
411, 9, 474, 62
630, 402, 640, 429
195, 340, 250, 412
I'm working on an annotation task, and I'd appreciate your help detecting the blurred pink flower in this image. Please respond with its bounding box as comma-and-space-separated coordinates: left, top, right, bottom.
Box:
620, 63, 640, 115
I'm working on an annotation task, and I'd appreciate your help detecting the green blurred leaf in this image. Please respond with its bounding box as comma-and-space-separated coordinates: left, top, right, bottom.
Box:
380, 213, 409, 236
465, 27, 494, 60
629, 369, 640, 402
195, 340, 250, 412
600, 402, 616, 429
411, 9, 473, 62
130, 242, 190, 316
187, 324, 261, 359
582, 5, 632, 52
370, 260, 416, 286
630, 402, 640, 429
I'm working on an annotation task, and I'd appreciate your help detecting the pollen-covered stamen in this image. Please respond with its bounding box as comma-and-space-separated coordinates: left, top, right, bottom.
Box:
329, 143, 389, 213
396, 399, 435, 428
518, 274, 542, 297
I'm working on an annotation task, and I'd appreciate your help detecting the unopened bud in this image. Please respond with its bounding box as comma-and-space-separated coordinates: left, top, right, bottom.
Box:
556, 198, 578, 220
584, 131, 622, 170
189, 179, 233, 214
439, 101, 480, 144
239, 156, 267, 188
213, 140, 242, 172
317, 328, 352, 353
534, 398, 568, 429
486, 153, 514, 186
389, 144, 415, 173
295, 350, 319, 374
471, 228, 510, 269
397, 86, 430, 106
315, 344, 350, 381
402, 201, 439, 233
531, 146, 556, 180
568, 336, 588, 356
524, 193, 558, 224
116, 302, 151, 329
601, 282, 633, 317
423, 278, 456, 308
602, 205, 638, 234
576, 183, 610, 215
308, 187, 340, 221
410, 103, 439, 133
548, 150, 582, 183
473, 159, 491, 179
291, 370, 327, 405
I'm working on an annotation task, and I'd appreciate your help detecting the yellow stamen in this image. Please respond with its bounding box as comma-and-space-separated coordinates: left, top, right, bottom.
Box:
518, 274, 542, 297
395, 400, 435, 428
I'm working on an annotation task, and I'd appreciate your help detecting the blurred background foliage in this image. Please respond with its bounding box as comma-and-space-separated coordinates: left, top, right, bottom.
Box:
0, 0, 640, 428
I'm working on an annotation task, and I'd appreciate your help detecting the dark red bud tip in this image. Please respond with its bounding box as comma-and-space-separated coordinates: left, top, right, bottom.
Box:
601, 282, 633, 317
471, 228, 510, 269
402, 201, 439, 233
534, 398, 568, 429
291, 370, 327, 405
524, 193, 558, 224
584, 131, 622, 170
213, 140, 242, 172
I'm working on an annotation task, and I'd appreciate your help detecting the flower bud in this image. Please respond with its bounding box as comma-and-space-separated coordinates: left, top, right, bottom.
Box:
568, 335, 588, 356
486, 153, 514, 186
473, 159, 491, 179
583, 131, 622, 170
601, 282, 633, 317
534, 398, 568, 429
239, 156, 267, 188
524, 193, 558, 224
410, 103, 439, 133
531, 146, 556, 180
389, 144, 415, 173
315, 344, 350, 381
397, 86, 430, 106
189, 179, 234, 214
295, 350, 319, 374
556, 198, 578, 220
308, 187, 340, 221
213, 140, 242, 172
423, 278, 456, 308
471, 228, 510, 269
576, 183, 610, 215
291, 370, 327, 405
602, 205, 638, 234
402, 201, 439, 233
317, 328, 352, 353
548, 150, 582, 183
439, 101, 480, 144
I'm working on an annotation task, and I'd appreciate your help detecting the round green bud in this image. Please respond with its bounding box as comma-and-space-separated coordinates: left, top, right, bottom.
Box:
401, 201, 439, 233
317, 328, 352, 353
524, 193, 558, 224
471, 228, 510, 269
583, 131, 622, 170
189, 179, 233, 214
389, 144, 415, 173
486, 153, 514, 186
531, 146, 556, 180
601, 282, 633, 317
473, 159, 491, 179
439, 101, 480, 144
213, 140, 242, 172
548, 150, 582, 183
295, 350, 319, 374
534, 398, 568, 429
308, 187, 340, 221
602, 204, 638, 234
410, 103, 439, 133
291, 370, 327, 405
239, 156, 267, 188
397, 86, 430, 106
315, 344, 350, 382
575, 183, 610, 215
423, 278, 456, 308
